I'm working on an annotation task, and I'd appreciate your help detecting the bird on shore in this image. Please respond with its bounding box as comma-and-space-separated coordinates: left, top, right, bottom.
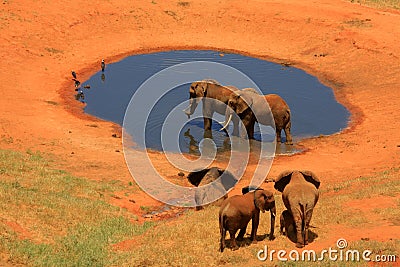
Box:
71, 70, 77, 79
101, 59, 105, 72
73, 79, 81, 88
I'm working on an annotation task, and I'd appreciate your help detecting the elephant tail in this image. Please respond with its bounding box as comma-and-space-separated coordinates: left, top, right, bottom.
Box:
299, 203, 306, 235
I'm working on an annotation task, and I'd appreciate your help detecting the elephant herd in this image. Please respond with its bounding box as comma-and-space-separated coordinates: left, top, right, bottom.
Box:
187, 168, 320, 251
183, 79, 293, 144
183, 80, 321, 251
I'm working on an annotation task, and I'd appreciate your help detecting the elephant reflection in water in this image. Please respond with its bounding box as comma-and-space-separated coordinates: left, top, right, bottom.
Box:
183, 128, 231, 156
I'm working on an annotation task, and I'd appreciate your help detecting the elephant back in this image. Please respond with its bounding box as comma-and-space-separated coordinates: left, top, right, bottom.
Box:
189, 167, 238, 209
274, 170, 320, 193
187, 167, 238, 189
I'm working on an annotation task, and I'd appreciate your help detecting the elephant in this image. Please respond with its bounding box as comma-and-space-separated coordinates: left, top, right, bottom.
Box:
274, 170, 320, 248
219, 188, 276, 252
280, 209, 294, 236
183, 79, 240, 136
221, 89, 293, 145
187, 167, 238, 210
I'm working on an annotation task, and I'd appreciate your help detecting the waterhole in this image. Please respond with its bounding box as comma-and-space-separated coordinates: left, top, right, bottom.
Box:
79, 50, 349, 155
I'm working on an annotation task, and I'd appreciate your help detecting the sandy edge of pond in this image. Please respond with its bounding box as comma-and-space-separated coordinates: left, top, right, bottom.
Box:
1, 0, 400, 251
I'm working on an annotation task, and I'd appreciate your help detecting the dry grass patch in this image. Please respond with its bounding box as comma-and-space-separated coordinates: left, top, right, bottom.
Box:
350, 0, 400, 9
117, 168, 400, 266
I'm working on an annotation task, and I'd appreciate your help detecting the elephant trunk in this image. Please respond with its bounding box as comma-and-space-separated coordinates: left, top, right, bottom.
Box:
183, 98, 199, 119
269, 205, 276, 240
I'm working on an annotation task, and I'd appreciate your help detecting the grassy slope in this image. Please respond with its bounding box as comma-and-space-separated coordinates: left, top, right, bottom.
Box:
123, 168, 399, 266
0, 150, 398, 266
0, 149, 154, 266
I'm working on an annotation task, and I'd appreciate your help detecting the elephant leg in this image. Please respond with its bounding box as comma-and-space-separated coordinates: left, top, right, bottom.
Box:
250, 213, 259, 243
246, 120, 255, 140
292, 212, 304, 248
236, 227, 246, 241
220, 228, 226, 252
204, 117, 212, 132
269, 208, 276, 240
284, 121, 293, 145
276, 127, 282, 143
239, 123, 247, 139
304, 210, 313, 245
229, 229, 239, 250
280, 215, 285, 235
203, 129, 212, 139
232, 116, 239, 137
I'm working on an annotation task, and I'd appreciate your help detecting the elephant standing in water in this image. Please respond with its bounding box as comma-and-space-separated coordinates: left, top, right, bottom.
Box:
187, 167, 238, 210
183, 79, 240, 136
274, 170, 320, 248
221, 89, 293, 144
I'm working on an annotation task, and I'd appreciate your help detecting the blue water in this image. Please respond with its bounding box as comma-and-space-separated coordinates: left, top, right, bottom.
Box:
79, 50, 349, 154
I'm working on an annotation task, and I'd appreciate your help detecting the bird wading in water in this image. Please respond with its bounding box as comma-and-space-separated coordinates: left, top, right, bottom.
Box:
101, 59, 105, 72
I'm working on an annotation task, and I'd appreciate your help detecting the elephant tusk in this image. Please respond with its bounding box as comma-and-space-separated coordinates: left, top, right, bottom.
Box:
219, 114, 232, 132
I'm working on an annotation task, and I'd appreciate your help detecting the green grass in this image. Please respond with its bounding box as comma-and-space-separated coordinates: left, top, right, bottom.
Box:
2, 218, 154, 266
0, 149, 155, 266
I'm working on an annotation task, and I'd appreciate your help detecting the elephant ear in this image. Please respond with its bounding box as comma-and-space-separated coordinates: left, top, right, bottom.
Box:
254, 190, 267, 212
254, 190, 274, 212
233, 92, 252, 115
300, 170, 321, 189
199, 81, 208, 94
241, 186, 263, 195
274, 170, 293, 192
187, 168, 211, 187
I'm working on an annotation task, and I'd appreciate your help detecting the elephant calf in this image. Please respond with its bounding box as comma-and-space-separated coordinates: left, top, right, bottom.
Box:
187, 167, 237, 210
274, 170, 320, 248
219, 188, 276, 252
280, 210, 294, 236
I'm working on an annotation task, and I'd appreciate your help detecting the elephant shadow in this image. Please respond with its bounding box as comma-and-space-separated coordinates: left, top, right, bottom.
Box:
284, 227, 318, 245
226, 234, 268, 249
